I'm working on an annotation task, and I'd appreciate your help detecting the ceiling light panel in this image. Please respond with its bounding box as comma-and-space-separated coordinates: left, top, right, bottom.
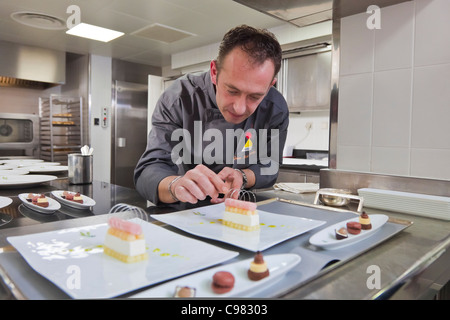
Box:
66, 23, 124, 42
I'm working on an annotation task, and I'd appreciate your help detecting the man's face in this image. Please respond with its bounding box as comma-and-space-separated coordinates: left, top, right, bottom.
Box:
210, 47, 277, 124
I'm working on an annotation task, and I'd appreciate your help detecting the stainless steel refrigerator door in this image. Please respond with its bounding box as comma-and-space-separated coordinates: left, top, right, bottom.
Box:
112, 80, 148, 188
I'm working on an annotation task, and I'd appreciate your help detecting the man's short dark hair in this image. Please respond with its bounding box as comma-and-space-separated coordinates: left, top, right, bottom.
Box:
216, 25, 282, 78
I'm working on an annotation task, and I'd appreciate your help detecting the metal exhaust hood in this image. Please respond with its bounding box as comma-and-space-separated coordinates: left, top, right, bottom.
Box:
0, 40, 65, 89
233, 0, 332, 27
234, 0, 413, 26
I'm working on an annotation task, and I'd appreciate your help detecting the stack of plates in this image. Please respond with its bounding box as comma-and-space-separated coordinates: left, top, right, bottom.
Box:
358, 188, 450, 221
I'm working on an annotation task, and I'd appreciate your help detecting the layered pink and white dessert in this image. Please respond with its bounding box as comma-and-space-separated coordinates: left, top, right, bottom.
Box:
103, 217, 148, 263
222, 198, 259, 231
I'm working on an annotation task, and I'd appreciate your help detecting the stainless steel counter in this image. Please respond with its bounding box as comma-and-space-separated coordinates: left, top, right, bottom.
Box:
0, 178, 449, 300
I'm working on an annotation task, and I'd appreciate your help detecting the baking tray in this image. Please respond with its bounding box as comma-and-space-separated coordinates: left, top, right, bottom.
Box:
0, 198, 412, 299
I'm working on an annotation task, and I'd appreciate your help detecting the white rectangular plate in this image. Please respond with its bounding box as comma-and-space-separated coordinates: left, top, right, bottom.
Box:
7, 218, 238, 299
130, 253, 301, 298
151, 203, 325, 252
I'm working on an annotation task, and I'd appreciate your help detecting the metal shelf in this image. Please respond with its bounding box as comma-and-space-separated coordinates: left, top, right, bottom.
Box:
39, 95, 83, 165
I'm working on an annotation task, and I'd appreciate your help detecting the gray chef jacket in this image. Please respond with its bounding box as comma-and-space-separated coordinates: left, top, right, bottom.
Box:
134, 71, 289, 204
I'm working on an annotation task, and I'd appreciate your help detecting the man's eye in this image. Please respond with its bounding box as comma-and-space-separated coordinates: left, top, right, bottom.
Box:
228, 90, 238, 95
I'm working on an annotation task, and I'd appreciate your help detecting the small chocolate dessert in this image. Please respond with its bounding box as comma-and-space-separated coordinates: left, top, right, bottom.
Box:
359, 211, 372, 230
247, 251, 270, 281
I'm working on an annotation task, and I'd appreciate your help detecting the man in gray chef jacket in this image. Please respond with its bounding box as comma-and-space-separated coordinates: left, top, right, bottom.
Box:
134, 25, 289, 205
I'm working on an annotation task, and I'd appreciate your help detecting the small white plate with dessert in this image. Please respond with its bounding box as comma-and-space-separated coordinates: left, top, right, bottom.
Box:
51, 190, 96, 209
18, 193, 61, 214
130, 252, 301, 298
309, 213, 389, 250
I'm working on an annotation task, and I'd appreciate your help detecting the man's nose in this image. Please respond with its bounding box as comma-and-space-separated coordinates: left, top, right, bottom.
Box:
232, 95, 246, 115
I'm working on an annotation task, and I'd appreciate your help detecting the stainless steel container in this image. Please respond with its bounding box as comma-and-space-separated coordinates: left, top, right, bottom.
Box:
68, 153, 92, 184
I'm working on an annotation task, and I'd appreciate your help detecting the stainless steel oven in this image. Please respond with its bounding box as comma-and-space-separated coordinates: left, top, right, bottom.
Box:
0, 113, 39, 157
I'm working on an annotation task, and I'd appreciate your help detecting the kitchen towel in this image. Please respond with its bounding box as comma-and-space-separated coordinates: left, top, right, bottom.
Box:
273, 182, 319, 194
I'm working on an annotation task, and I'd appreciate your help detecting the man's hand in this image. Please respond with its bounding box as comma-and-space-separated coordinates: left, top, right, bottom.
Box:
169, 164, 229, 204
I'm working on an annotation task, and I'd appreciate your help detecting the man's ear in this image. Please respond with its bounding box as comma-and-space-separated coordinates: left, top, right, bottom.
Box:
271, 77, 277, 87
210, 60, 218, 85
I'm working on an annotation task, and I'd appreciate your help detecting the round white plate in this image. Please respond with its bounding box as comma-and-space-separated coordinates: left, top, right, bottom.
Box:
130, 253, 301, 298
309, 214, 389, 250
0, 196, 13, 209
51, 190, 96, 209
0, 175, 57, 188
1, 159, 44, 167
0, 168, 29, 175
0, 165, 16, 170
20, 162, 60, 167
18, 193, 61, 214
26, 165, 68, 173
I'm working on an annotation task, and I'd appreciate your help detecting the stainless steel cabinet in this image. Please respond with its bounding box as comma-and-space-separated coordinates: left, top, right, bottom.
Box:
111, 81, 148, 189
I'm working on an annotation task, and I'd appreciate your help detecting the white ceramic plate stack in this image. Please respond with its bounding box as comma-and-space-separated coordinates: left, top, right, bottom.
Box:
358, 188, 450, 221
1, 159, 44, 167
25, 165, 68, 173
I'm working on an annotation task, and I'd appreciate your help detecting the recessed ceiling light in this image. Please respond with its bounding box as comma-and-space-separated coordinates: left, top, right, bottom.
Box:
66, 23, 124, 42
11, 11, 66, 30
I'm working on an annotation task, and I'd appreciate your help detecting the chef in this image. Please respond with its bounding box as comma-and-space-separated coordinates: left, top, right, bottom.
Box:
134, 25, 289, 204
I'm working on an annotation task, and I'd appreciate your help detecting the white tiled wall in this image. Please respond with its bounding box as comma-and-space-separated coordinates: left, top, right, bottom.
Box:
337, 0, 450, 180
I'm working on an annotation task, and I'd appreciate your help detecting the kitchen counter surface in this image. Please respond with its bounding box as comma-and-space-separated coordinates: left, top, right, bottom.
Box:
0, 177, 449, 300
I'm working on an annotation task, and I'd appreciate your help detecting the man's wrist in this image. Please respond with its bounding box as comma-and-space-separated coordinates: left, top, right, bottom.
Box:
234, 168, 248, 189
168, 176, 182, 202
